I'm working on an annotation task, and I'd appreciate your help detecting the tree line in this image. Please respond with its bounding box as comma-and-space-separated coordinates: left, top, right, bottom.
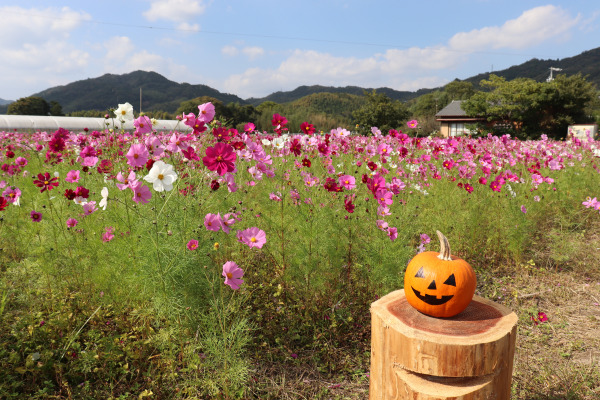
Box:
5, 74, 599, 139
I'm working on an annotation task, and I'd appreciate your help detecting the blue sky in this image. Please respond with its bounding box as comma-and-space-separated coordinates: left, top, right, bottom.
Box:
0, 1, 598, 103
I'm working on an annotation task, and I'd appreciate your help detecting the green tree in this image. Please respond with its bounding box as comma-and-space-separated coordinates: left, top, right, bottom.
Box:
175, 96, 230, 121
352, 90, 409, 135
7, 96, 51, 116
463, 74, 599, 139
49, 101, 64, 116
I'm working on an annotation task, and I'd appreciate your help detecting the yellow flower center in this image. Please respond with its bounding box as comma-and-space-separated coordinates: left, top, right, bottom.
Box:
251, 237, 257, 243
44, 181, 49, 185
226, 272, 233, 279
134, 154, 138, 159
157, 174, 164, 180
216, 155, 223, 162
121, 110, 126, 115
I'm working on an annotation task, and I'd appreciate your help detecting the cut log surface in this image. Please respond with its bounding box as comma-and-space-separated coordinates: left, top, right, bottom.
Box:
370, 289, 518, 400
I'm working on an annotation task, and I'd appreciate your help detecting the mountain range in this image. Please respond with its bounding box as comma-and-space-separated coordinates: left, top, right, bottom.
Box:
2, 46, 599, 115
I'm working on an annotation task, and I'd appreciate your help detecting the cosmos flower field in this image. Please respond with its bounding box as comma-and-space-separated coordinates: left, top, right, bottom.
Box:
1, 103, 599, 398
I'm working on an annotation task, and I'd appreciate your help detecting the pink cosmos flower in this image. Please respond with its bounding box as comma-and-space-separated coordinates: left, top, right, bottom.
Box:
65, 170, 80, 183
339, 174, 356, 190
269, 192, 282, 201
15, 156, 28, 167
244, 122, 255, 133
420, 234, 431, 244
30, 210, 42, 222
220, 213, 236, 234
203, 142, 237, 176
407, 120, 418, 129
521, 205, 527, 214
388, 226, 398, 241
134, 115, 152, 135
126, 143, 149, 168
2, 186, 21, 204
222, 261, 244, 290
187, 239, 199, 251
376, 220, 389, 231
116, 171, 136, 191
66, 218, 78, 228
375, 189, 393, 207
198, 102, 216, 123
130, 181, 152, 204
102, 227, 115, 242
82, 201, 98, 216
204, 213, 222, 232
237, 227, 266, 249
583, 197, 598, 209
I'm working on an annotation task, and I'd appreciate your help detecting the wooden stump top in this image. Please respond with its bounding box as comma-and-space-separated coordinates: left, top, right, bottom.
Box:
372, 289, 517, 345
387, 295, 504, 336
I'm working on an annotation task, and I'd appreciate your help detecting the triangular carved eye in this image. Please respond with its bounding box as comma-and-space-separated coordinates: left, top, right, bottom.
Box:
415, 267, 425, 278
443, 274, 456, 287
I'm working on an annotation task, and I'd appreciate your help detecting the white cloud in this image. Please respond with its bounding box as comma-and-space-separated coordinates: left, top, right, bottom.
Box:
0, 6, 92, 98
223, 5, 585, 98
143, 0, 208, 22
177, 22, 201, 32
221, 45, 239, 57
104, 37, 136, 61
242, 46, 265, 60
0, 6, 91, 45
448, 5, 580, 51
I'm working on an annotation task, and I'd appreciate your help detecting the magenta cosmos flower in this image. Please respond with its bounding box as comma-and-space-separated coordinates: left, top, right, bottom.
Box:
66, 218, 78, 228
237, 227, 266, 249
222, 261, 244, 290
126, 143, 149, 168
30, 210, 43, 222
202, 143, 237, 176
187, 239, 199, 251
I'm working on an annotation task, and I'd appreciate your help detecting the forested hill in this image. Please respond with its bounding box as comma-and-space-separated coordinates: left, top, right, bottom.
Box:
6, 46, 600, 116
464, 47, 600, 89
246, 85, 434, 106
31, 71, 247, 113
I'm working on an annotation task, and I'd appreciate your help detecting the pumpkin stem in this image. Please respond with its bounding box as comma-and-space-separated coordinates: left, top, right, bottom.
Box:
436, 230, 452, 261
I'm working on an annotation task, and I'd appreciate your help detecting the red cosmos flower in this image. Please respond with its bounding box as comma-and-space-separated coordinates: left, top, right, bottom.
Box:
97, 159, 113, 174
213, 127, 231, 142
344, 195, 355, 213
64, 189, 76, 200
33, 172, 59, 192
0, 197, 8, 211
367, 161, 378, 171
302, 157, 311, 167
203, 142, 237, 176
289, 139, 302, 156
74, 186, 89, 199
271, 113, 287, 128
5, 150, 14, 158
323, 177, 343, 192
300, 122, 315, 135
317, 143, 330, 156
210, 180, 220, 191
182, 146, 200, 161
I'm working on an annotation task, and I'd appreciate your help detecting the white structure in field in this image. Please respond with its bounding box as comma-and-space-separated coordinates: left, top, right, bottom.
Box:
568, 124, 598, 140
0, 115, 186, 132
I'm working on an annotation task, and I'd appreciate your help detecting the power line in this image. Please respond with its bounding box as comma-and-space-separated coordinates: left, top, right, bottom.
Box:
2, 8, 558, 59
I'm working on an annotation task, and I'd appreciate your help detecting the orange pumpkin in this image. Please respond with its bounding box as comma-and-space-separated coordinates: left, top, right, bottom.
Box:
404, 231, 476, 318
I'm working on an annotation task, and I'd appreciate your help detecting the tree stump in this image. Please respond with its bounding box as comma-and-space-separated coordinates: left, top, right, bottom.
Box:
370, 289, 518, 400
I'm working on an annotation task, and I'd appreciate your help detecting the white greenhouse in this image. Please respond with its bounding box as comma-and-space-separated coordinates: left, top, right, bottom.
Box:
0, 115, 188, 133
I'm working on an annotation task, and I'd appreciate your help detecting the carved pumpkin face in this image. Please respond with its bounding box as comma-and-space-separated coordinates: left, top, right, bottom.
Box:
404, 232, 476, 318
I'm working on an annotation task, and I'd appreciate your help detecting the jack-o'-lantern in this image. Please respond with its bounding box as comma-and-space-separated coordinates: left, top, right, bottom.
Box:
404, 231, 476, 318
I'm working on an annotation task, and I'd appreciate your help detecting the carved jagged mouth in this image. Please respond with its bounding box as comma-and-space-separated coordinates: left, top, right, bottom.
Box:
412, 287, 453, 306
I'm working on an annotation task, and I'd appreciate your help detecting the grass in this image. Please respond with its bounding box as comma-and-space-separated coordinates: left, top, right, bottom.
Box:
1, 127, 600, 399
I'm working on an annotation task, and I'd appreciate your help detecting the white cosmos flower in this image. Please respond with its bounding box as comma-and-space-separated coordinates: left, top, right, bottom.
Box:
114, 102, 134, 121
144, 160, 177, 192
99, 187, 108, 210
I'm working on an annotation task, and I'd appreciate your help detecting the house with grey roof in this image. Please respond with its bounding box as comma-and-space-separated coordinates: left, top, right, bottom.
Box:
435, 100, 485, 137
